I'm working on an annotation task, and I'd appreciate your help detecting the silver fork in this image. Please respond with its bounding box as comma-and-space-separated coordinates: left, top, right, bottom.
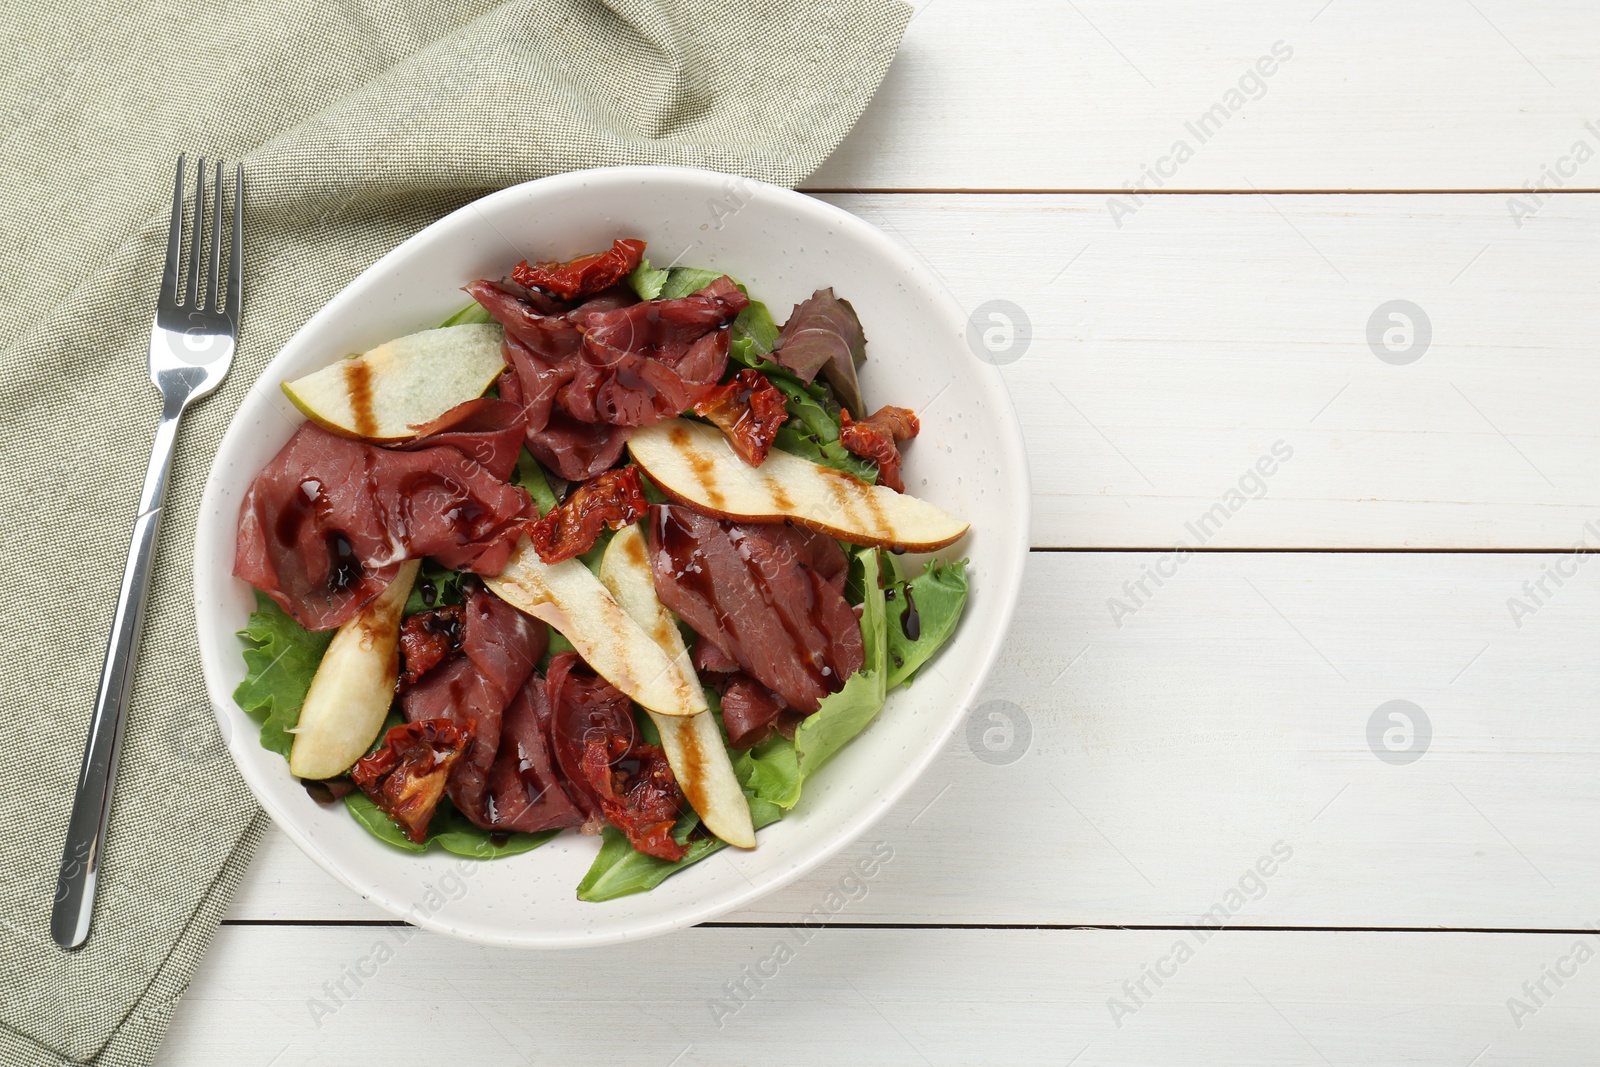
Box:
51, 156, 243, 950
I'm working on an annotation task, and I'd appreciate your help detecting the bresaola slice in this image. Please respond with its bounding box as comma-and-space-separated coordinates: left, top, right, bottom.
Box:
392, 396, 529, 479
719, 674, 788, 750
472, 279, 630, 481
647, 504, 863, 714
234, 401, 533, 631
548, 650, 688, 859
468, 273, 747, 480
401, 586, 547, 825
481, 682, 585, 833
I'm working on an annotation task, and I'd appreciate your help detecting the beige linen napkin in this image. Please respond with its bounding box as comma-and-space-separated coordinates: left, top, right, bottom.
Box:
0, 1, 909, 1062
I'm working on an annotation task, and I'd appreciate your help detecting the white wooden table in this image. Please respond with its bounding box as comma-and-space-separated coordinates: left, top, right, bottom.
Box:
160, 2, 1600, 1062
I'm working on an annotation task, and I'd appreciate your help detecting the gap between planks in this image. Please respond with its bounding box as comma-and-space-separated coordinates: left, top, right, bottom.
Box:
801, 188, 1600, 196
216, 919, 1600, 935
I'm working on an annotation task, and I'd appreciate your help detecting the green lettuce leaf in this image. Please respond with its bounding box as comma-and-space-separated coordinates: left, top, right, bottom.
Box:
345, 788, 557, 859
234, 592, 333, 759
627, 258, 670, 300
439, 301, 494, 327
344, 790, 427, 852
886, 558, 969, 689
658, 267, 726, 299
626, 260, 728, 302
732, 736, 802, 809
576, 799, 785, 902
729, 338, 877, 483
513, 448, 559, 516
428, 804, 559, 859
403, 558, 470, 616
732, 299, 780, 353
794, 549, 888, 780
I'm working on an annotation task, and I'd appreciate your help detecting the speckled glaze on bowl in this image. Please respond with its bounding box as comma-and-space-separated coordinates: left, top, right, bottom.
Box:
193, 166, 1029, 948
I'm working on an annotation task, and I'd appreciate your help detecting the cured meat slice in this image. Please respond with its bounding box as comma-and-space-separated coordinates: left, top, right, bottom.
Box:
234, 404, 532, 631
481, 682, 586, 833
401, 587, 546, 825
647, 505, 863, 713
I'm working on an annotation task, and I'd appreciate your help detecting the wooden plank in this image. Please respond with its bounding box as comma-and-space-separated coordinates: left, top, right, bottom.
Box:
227, 551, 1600, 929
813, 192, 1600, 548
160, 925, 1600, 1066
807, 0, 1600, 191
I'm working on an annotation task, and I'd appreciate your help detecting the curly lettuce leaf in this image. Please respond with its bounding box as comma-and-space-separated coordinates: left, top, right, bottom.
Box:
886, 559, 969, 689
234, 592, 333, 758
732, 734, 802, 810
732, 299, 780, 354
794, 548, 888, 781
658, 267, 726, 299
627, 258, 670, 300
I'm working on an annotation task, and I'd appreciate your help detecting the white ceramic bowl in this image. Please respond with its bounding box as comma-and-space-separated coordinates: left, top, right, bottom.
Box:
194, 166, 1029, 948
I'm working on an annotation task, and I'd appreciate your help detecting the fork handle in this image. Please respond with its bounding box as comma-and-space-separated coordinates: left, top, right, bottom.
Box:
51, 392, 186, 949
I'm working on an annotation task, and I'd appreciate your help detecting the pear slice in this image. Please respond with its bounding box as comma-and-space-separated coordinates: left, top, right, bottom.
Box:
282, 323, 505, 441
288, 560, 419, 780
599, 525, 755, 848
485, 537, 706, 718
628, 418, 968, 551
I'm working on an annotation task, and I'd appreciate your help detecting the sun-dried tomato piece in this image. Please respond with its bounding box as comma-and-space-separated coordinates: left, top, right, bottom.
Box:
351, 719, 474, 843
839, 405, 921, 493
398, 605, 464, 688
692, 368, 789, 466
510, 239, 647, 302
577, 732, 687, 861
529, 466, 648, 564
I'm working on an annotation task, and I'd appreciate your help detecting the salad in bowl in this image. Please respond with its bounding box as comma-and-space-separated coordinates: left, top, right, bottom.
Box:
228, 236, 971, 901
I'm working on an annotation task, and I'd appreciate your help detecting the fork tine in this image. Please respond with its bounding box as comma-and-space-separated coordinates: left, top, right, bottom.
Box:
186, 157, 207, 308
161, 155, 186, 303
227, 163, 244, 322
206, 160, 224, 311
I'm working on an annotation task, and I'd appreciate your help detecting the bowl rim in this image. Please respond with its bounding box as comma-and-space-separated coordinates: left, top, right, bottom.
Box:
194, 164, 1032, 947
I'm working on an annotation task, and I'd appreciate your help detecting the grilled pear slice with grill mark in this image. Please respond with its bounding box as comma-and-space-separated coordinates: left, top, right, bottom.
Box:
599, 524, 755, 848
486, 537, 705, 718
629, 419, 967, 551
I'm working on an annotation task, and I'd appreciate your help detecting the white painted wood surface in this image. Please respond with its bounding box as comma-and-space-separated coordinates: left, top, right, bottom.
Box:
161, 2, 1600, 1064
809, 0, 1600, 191
810, 192, 1600, 549
163, 927, 1600, 1066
